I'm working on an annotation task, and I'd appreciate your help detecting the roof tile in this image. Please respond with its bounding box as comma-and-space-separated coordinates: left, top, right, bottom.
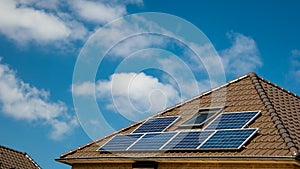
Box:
0, 145, 40, 169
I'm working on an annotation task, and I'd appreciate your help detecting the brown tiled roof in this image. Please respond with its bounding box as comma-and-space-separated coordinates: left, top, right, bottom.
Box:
57, 72, 300, 165
0, 145, 41, 169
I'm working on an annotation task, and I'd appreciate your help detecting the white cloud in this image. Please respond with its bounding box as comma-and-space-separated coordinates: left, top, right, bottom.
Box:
16, 0, 61, 11
291, 49, 300, 57
0, 0, 142, 45
72, 81, 95, 96
220, 32, 262, 75
73, 72, 179, 121
71, 0, 126, 24
290, 49, 300, 82
85, 15, 175, 59
0, 0, 71, 43
0, 59, 77, 140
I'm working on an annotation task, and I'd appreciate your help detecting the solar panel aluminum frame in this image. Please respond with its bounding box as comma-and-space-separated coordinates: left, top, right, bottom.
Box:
203, 110, 261, 130
126, 133, 146, 150
161, 130, 216, 151
131, 116, 180, 134
159, 132, 180, 150
98, 133, 144, 152
180, 107, 223, 127
127, 132, 178, 151
198, 128, 259, 150
196, 130, 217, 149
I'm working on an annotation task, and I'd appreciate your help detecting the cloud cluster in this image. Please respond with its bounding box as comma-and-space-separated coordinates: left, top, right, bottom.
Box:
0, 0, 142, 44
0, 0, 265, 140
73, 72, 179, 121
0, 0, 70, 43
220, 32, 262, 75
0, 59, 77, 140
71, 0, 126, 24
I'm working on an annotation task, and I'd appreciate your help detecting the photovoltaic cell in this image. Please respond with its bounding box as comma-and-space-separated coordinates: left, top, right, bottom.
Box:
128, 132, 176, 150
200, 128, 257, 149
162, 131, 214, 150
133, 116, 178, 133
99, 133, 143, 151
204, 111, 259, 130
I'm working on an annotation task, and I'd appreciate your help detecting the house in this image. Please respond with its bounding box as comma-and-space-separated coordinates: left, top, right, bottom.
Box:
0, 145, 41, 169
56, 72, 300, 169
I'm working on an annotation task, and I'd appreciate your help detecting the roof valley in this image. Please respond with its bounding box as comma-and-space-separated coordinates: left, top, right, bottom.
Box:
248, 72, 298, 156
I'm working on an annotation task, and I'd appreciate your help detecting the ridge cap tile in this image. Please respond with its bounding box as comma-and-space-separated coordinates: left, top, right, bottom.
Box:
249, 73, 299, 156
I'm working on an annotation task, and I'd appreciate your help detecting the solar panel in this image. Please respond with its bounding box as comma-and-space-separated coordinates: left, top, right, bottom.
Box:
162, 131, 214, 150
133, 116, 179, 133
199, 128, 258, 149
204, 111, 260, 130
99, 133, 143, 151
128, 132, 177, 150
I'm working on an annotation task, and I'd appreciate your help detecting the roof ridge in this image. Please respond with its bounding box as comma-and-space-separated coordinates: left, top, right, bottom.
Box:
248, 72, 298, 156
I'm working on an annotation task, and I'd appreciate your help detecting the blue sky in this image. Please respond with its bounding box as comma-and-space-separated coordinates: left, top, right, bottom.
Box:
0, 0, 300, 169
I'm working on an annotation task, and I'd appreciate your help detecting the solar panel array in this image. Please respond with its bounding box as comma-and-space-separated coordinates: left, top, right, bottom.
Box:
133, 116, 179, 133
204, 111, 259, 130
98, 111, 260, 152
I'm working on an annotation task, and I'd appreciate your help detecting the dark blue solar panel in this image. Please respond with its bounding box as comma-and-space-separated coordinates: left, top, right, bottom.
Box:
204, 111, 259, 130
182, 113, 215, 126
162, 131, 214, 150
133, 116, 178, 133
128, 132, 176, 150
99, 134, 143, 151
200, 129, 257, 149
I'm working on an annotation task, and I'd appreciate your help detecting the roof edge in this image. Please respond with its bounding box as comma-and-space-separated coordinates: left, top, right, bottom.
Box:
56, 156, 300, 164
25, 153, 42, 169
0, 145, 41, 169
259, 76, 300, 100
248, 72, 299, 156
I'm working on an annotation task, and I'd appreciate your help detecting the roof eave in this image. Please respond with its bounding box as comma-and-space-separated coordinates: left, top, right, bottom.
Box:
56, 156, 300, 166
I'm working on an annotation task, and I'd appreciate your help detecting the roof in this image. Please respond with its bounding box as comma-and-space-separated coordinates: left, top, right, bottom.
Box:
0, 145, 41, 169
57, 72, 300, 165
